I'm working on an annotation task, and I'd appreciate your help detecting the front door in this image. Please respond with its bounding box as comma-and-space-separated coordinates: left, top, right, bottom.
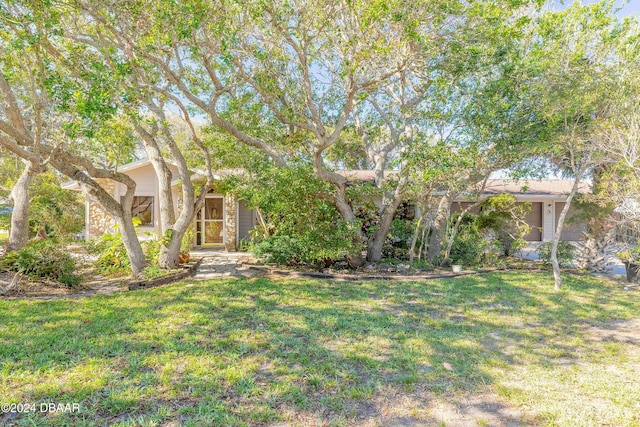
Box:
197, 197, 224, 246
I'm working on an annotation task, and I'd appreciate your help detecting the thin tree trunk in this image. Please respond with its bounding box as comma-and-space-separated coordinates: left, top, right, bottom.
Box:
551, 168, 585, 290
7, 161, 34, 252
419, 224, 427, 263
409, 214, 424, 266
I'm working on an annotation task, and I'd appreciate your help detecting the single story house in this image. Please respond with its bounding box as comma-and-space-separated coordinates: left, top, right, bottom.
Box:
61, 159, 256, 251
62, 160, 588, 251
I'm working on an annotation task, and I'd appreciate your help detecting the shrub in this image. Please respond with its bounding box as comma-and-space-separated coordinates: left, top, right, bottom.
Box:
93, 232, 131, 275
449, 223, 488, 266
536, 241, 575, 266
618, 248, 640, 264
252, 221, 362, 267
0, 239, 80, 286
253, 235, 304, 265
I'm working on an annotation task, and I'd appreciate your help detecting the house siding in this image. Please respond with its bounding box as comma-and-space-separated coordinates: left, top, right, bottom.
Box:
521, 202, 542, 241
238, 201, 255, 242
555, 202, 586, 241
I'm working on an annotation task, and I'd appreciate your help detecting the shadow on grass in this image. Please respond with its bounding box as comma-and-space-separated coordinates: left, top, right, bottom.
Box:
0, 272, 637, 426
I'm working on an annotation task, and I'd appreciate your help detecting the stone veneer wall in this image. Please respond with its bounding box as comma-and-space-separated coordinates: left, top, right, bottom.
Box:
87, 179, 117, 238
224, 194, 237, 251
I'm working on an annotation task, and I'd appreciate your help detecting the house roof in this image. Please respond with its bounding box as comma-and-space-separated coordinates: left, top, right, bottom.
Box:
478, 179, 591, 196
61, 160, 591, 199
60, 159, 233, 191
336, 170, 590, 197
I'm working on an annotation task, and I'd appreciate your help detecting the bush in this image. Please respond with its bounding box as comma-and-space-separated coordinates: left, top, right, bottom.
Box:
91, 227, 165, 275
252, 221, 362, 267
0, 239, 80, 286
536, 241, 575, 266
253, 235, 304, 265
92, 233, 131, 275
449, 223, 488, 266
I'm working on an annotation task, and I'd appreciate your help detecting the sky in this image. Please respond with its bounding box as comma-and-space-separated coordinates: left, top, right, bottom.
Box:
546, 0, 640, 17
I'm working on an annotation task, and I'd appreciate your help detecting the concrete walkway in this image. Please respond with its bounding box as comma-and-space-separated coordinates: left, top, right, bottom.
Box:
191, 248, 264, 280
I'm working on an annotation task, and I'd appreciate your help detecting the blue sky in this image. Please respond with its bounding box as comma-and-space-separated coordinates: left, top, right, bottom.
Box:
546, 0, 640, 17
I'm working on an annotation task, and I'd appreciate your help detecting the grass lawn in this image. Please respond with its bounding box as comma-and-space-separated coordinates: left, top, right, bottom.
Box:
0, 229, 7, 246
1, 272, 639, 426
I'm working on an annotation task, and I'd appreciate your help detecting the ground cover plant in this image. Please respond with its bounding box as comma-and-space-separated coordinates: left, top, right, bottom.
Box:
0, 272, 638, 426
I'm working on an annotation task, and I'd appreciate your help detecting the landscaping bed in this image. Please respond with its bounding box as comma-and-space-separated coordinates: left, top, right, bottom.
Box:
0, 242, 202, 300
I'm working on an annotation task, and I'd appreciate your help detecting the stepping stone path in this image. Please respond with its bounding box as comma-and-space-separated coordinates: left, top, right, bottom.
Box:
192, 249, 264, 280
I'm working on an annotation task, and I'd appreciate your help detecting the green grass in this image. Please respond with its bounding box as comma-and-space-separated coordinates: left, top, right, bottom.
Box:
0, 229, 7, 246
0, 272, 639, 426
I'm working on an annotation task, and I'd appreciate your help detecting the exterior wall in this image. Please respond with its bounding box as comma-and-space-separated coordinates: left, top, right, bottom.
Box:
450, 196, 580, 243
520, 202, 542, 241
224, 194, 237, 251
237, 201, 256, 242
114, 163, 180, 235
87, 179, 117, 239
115, 163, 161, 235
555, 202, 586, 241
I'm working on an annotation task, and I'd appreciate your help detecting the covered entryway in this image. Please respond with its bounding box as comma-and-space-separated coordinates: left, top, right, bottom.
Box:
196, 197, 225, 246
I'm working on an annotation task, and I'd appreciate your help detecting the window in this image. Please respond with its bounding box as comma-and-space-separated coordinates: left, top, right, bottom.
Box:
132, 196, 154, 226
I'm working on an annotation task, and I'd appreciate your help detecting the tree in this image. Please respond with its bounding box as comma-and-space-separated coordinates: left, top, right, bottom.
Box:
528, 1, 626, 289
79, 0, 490, 265
0, 1, 147, 276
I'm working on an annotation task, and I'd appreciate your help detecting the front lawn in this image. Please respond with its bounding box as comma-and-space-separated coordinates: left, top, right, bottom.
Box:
1, 272, 639, 426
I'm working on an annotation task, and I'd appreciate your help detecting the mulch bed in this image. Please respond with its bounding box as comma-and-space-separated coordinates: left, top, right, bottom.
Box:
0, 259, 202, 300
127, 258, 201, 290
246, 264, 492, 281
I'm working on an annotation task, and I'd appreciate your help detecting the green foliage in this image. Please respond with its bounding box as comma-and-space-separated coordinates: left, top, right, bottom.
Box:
93, 233, 131, 275
141, 233, 163, 266
252, 235, 302, 265
142, 264, 165, 280
232, 165, 363, 265
0, 239, 80, 286
536, 241, 576, 267
476, 194, 531, 256
447, 195, 530, 267
92, 228, 163, 274
0, 165, 84, 239
28, 172, 85, 238
382, 219, 415, 260
181, 227, 195, 254
617, 247, 640, 265
449, 215, 491, 266
252, 221, 361, 267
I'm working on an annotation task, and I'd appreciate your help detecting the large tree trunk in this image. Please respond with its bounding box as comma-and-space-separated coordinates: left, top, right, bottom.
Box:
366, 177, 408, 263
135, 123, 176, 233
136, 110, 211, 269
118, 215, 146, 277
50, 156, 147, 278
7, 161, 34, 252
551, 168, 585, 290
427, 192, 453, 264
